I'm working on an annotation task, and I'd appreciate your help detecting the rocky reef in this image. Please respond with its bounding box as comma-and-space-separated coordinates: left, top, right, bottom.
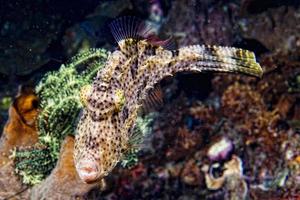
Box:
0, 0, 299, 199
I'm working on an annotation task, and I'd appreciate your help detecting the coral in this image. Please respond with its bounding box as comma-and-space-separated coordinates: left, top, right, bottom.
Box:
0, 86, 39, 199
221, 82, 267, 124
1, 1, 300, 199
202, 155, 247, 200
217, 81, 300, 197
0, 86, 39, 167
12, 48, 109, 185
150, 95, 205, 162
0, 80, 106, 199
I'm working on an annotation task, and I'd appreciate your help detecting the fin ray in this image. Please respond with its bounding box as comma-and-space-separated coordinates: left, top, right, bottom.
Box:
142, 85, 164, 113
109, 16, 175, 50
109, 16, 153, 44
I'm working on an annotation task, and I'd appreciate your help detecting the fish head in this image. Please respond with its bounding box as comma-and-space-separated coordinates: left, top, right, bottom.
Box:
74, 111, 121, 184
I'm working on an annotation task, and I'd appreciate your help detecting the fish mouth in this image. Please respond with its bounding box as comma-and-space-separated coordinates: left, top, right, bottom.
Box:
76, 156, 100, 184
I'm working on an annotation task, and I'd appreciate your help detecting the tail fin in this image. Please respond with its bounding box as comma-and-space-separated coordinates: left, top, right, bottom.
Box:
176, 45, 263, 77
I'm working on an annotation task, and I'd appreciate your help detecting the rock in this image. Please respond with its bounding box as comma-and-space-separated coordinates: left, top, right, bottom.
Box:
239, 6, 300, 57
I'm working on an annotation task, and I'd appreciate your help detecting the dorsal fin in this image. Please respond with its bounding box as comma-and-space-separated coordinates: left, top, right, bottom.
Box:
145, 35, 176, 50
109, 16, 175, 50
109, 16, 153, 44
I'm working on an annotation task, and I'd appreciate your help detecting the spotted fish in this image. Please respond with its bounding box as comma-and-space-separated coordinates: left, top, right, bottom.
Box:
74, 16, 263, 183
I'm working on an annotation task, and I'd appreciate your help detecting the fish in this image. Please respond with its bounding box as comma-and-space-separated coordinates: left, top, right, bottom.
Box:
74, 16, 263, 184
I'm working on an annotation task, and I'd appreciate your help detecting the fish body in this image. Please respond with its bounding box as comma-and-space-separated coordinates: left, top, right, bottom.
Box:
74, 16, 263, 183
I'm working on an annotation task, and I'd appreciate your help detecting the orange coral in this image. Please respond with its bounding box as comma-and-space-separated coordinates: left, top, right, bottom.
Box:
221, 82, 265, 122
221, 82, 281, 138
0, 86, 39, 167
0, 86, 39, 199
0, 87, 99, 199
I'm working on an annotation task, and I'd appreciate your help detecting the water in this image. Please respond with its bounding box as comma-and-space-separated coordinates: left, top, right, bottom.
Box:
0, 0, 299, 199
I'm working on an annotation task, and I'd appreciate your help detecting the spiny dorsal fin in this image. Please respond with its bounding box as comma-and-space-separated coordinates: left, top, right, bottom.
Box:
109, 16, 175, 50
146, 35, 176, 50
109, 16, 152, 44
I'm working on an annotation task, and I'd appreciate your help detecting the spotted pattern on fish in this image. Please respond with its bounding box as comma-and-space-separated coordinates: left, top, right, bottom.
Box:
74, 16, 263, 183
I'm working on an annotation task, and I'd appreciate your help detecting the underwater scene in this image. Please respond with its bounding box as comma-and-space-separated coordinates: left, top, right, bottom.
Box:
0, 0, 300, 199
